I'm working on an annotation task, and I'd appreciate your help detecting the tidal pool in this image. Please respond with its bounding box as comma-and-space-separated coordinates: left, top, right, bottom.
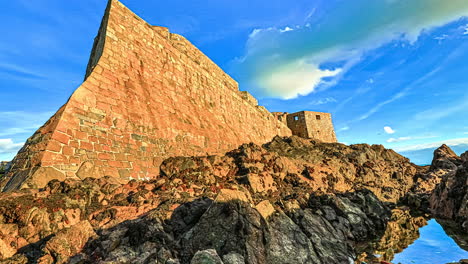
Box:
392, 219, 468, 264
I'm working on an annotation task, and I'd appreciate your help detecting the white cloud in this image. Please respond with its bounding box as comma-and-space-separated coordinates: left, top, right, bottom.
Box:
0, 139, 24, 156
0, 111, 53, 160
384, 126, 396, 134
387, 137, 411, 143
257, 60, 342, 99
413, 95, 468, 122
464, 24, 468, 35
358, 90, 407, 121
309, 97, 337, 106
387, 135, 438, 144
339, 126, 350, 131
434, 34, 449, 43
394, 138, 468, 152
0, 126, 41, 137
356, 66, 441, 121
234, 0, 468, 99
279, 26, 294, 33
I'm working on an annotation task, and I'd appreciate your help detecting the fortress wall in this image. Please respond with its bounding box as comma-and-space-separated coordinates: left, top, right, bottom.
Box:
286, 111, 337, 143
286, 112, 309, 138
303, 112, 337, 143
1, 0, 291, 190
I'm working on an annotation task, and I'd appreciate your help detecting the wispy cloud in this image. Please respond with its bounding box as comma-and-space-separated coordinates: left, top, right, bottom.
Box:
387, 137, 412, 143
234, 0, 468, 99
394, 138, 468, 152
434, 34, 449, 43
308, 97, 337, 106
0, 127, 41, 138
357, 65, 441, 121
358, 89, 408, 121
339, 126, 350, 132
387, 135, 439, 143
0, 62, 47, 81
0, 139, 23, 156
464, 24, 468, 35
0, 111, 53, 138
384, 126, 396, 134
413, 95, 468, 122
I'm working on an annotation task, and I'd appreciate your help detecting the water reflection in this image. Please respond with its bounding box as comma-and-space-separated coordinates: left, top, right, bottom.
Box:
357, 210, 468, 264
356, 208, 427, 263
392, 219, 468, 264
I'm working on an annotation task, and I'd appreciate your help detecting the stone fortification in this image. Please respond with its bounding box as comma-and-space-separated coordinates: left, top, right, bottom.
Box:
1, 0, 292, 191
273, 111, 337, 143
1, 0, 337, 191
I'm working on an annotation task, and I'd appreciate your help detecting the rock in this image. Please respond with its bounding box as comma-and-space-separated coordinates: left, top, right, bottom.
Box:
430, 149, 468, 232
0, 136, 436, 263
431, 144, 462, 171
76, 161, 99, 180
215, 189, 251, 203
222, 253, 244, 264
255, 200, 275, 219
191, 249, 224, 264
247, 173, 276, 193
0, 254, 27, 264
0, 239, 15, 260
24, 167, 66, 190
38, 221, 96, 264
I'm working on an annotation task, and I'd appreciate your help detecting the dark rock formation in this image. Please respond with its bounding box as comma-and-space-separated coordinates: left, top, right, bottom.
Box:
431, 149, 468, 233
72, 190, 390, 264
0, 162, 9, 178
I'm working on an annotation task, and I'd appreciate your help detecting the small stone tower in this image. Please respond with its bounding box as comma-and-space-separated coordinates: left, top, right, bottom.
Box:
273, 111, 337, 143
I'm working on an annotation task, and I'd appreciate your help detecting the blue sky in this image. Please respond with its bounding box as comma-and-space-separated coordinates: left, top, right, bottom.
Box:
392, 219, 468, 263
1, 0, 468, 164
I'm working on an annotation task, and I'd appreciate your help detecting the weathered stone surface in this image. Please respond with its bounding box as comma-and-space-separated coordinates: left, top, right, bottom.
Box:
275, 111, 338, 143
222, 253, 245, 264
191, 249, 224, 264
76, 161, 99, 180
23, 167, 66, 190
215, 189, 251, 203
1, 0, 295, 191
255, 200, 275, 219
431, 148, 468, 233
38, 221, 97, 264
0, 136, 422, 263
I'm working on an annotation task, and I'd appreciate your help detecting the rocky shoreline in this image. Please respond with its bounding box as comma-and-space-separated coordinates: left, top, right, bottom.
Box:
0, 136, 466, 263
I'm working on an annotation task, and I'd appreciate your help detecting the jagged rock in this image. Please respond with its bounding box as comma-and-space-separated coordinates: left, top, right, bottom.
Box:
37, 221, 96, 264
222, 253, 244, 264
431, 150, 468, 233
191, 249, 224, 264
255, 200, 275, 219
431, 144, 462, 171
0, 137, 436, 263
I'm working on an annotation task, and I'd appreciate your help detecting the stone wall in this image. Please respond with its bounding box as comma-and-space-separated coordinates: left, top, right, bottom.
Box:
286, 111, 337, 143
0, 0, 292, 191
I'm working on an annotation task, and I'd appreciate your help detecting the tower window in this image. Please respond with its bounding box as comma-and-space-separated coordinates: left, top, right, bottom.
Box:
294, 116, 299, 121
316, 115, 321, 120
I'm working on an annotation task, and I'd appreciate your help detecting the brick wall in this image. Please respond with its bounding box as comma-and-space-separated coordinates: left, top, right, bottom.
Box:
1, 0, 292, 191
